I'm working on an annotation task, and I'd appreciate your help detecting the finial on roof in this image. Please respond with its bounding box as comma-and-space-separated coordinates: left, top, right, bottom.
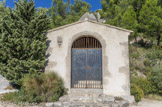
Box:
79, 12, 97, 21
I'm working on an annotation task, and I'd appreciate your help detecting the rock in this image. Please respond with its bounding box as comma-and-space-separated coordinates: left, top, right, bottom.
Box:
0, 90, 18, 94
115, 100, 130, 107
0, 75, 18, 94
45, 102, 55, 107
59, 95, 70, 102
0, 75, 10, 90
111, 103, 120, 107
121, 96, 135, 103
53, 102, 62, 107
103, 96, 115, 102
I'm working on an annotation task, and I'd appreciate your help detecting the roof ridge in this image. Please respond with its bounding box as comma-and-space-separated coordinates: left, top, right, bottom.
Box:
47, 20, 133, 33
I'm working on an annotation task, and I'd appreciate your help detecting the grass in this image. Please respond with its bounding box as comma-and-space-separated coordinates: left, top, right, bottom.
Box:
145, 94, 162, 101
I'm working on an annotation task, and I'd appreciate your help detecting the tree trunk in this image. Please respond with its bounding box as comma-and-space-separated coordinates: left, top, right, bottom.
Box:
157, 28, 161, 46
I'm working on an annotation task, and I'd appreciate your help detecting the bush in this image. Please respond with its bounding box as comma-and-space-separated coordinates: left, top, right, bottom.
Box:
148, 66, 162, 95
131, 84, 144, 102
131, 76, 153, 95
2, 72, 67, 103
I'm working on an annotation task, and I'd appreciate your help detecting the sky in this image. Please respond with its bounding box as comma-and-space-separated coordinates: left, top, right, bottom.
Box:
3, 0, 102, 12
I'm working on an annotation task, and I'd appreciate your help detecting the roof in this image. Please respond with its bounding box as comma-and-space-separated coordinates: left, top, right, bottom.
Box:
47, 20, 133, 33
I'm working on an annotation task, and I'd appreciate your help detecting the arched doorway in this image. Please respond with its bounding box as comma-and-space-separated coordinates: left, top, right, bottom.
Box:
71, 36, 102, 89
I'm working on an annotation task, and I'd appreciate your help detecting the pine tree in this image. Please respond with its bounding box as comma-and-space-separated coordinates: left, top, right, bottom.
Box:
101, 0, 121, 20
0, 0, 49, 85
139, 0, 162, 46
49, 0, 91, 28
129, 0, 146, 23
66, 0, 91, 23
50, 0, 69, 28
158, 0, 162, 6
121, 6, 138, 40
70, 0, 91, 15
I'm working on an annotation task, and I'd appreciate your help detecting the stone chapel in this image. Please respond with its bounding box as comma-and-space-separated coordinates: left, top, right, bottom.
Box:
45, 12, 134, 100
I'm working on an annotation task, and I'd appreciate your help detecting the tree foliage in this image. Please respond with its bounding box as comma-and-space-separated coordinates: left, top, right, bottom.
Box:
50, 0, 91, 28
0, 0, 49, 85
0, 0, 9, 33
139, 0, 162, 46
100, 0, 162, 45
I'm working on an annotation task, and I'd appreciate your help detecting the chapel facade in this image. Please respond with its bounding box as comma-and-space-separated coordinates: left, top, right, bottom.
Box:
45, 13, 133, 98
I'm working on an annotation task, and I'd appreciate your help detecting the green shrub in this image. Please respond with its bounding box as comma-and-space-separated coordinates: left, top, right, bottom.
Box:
143, 59, 152, 67
131, 76, 153, 95
148, 66, 162, 95
131, 84, 144, 102
2, 72, 67, 103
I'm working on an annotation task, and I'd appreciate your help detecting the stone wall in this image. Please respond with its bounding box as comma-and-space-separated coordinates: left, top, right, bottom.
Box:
45, 20, 132, 97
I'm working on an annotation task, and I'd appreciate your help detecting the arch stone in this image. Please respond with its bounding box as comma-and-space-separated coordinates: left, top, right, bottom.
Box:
70, 31, 106, 48
65, 31, 109, 94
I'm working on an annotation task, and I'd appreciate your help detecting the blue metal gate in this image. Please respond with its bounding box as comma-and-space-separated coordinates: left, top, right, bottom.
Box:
71, 37, 102, 89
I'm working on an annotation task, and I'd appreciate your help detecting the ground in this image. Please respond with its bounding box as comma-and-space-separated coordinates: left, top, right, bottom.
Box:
0, 99, 162, 107
131, 99, 162, 107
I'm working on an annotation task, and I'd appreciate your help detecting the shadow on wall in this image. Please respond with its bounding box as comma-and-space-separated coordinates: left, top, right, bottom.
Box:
45, 40, 52, 67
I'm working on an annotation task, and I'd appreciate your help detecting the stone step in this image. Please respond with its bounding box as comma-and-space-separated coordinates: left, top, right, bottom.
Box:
45, 93, 134, 107
59, 94, 116, 103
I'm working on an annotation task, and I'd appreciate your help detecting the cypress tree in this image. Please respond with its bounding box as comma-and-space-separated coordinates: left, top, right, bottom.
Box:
0, 0, 9, 34
0, 0, 49, 85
